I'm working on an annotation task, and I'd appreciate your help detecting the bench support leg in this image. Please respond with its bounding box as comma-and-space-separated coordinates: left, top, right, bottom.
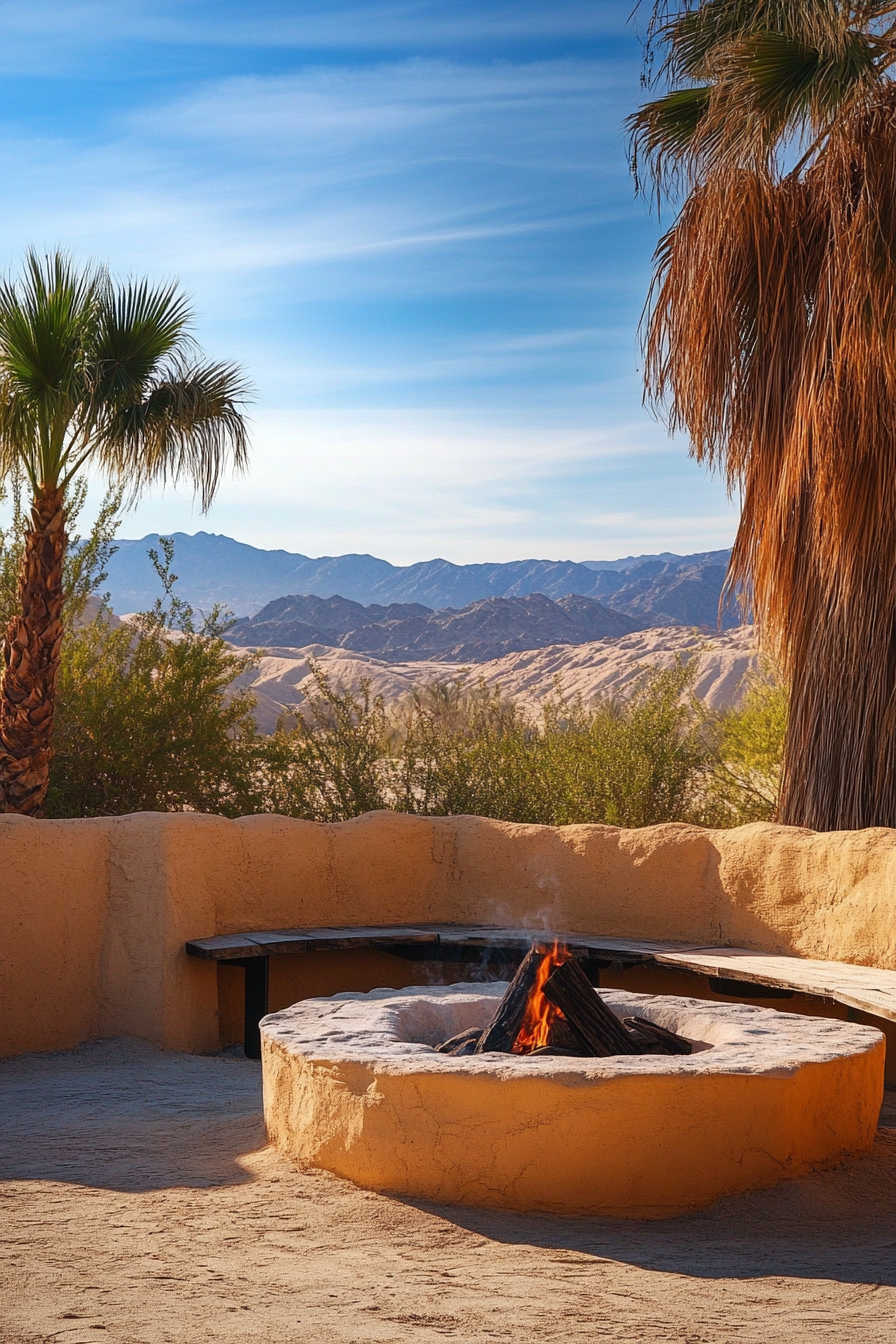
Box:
234, 957, 270, 1060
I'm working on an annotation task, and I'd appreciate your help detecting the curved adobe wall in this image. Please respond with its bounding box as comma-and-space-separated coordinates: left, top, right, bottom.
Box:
4, 810, 896, 1056
221, 812, 896, 964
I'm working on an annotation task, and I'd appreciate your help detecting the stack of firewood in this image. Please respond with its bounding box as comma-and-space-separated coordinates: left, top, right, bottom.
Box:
435, 946, 692, 1058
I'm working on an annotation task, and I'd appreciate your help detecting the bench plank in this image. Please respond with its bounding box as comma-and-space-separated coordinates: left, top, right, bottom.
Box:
186, 927, 440, 960
409, 926, 664, 962
655, 946, 896, 1023
185, 925, 896, 1025
184, 934, 264, 960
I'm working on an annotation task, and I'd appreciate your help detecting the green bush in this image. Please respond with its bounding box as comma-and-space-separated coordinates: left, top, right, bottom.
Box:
702, 663, 787, 825
258, 663, 390, 822
45, 540, 263, 818
262, 658, 712, 828
402, 662, 710, 826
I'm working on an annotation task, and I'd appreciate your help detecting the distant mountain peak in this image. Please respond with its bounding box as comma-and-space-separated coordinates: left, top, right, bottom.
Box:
104, 532, 737, 630
227, 590, 642, 664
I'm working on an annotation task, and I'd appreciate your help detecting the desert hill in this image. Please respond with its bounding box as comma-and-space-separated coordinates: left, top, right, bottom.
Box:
229, 625, 758, 734
228, 591, 642, 663
106, 532, 736, 626
584, 558, 740, 628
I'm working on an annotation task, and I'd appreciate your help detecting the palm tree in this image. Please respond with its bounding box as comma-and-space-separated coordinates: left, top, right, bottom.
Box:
0, 250, 249, 816
630, 0, 896, 830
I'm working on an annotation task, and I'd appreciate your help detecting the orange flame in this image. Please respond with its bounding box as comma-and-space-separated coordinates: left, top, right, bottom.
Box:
512, 942, 570, 1054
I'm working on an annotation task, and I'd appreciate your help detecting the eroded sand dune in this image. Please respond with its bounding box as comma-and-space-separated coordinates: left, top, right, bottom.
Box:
230, 625, 758, 733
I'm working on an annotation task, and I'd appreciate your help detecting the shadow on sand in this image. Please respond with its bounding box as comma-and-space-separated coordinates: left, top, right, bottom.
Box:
394, 1100, 896, 1288
0, 1036, 265, 1192
4, 1036, 896, 1294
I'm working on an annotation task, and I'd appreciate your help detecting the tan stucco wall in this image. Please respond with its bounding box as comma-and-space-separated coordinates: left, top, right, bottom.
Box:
0, 817, 109, 1056
4, 810, 896, 1058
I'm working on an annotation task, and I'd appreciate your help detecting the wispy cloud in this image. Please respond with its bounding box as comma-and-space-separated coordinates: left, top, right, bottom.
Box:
111, 407, 738, 564
130, 58, 619, 279
0, 3, 736, 562
0, 56, 620, 284
142, 58, 615, 143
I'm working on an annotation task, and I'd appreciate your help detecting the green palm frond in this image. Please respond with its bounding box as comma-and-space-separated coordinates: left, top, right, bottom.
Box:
748, 28, 876, 111
0, 252, 101, 403
634, 0, 896, 183
91, 279, 193, 408
96, 359, 251, 510
0, 386, 39, 488
629, 86, 712, 187
714, 27, 878, 130
0, 249, 250, 505
652, 0, 872, 80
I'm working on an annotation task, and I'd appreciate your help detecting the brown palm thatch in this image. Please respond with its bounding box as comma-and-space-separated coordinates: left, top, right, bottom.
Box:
633, 0, 896, 829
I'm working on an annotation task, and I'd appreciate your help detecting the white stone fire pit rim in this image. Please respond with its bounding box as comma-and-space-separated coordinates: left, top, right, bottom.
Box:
260, 982, 883, 1082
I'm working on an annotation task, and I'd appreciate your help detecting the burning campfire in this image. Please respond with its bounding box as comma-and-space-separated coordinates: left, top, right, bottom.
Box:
434, 943, 692, 1059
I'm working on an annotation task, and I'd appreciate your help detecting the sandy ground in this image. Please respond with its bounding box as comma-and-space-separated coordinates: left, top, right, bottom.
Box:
2, 1038, 896, 1344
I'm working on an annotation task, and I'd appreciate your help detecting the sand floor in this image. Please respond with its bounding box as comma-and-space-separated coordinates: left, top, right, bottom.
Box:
2, 1037, 896, 1344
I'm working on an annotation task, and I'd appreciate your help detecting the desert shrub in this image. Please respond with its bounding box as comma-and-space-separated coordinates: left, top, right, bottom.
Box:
47, 619, 783, 826
541, 665, 710, 827
45, 540, 263, 817
702, 663, 788, 824
388, 660, 710, 827
261, 659, 711, 827
385, 677, 536, 819
259, 664, 391, 821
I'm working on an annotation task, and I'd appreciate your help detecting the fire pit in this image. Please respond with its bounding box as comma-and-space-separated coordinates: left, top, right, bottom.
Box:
261, 946, 884, 1218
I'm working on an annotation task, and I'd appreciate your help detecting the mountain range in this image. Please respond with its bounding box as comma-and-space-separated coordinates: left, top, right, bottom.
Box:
106, 532, 739, 628
227, 591, 642, 664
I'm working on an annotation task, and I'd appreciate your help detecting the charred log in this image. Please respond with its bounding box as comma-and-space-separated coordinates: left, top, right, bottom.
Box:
623, 1016, 692, 1056
537, 1013, 583, 1055
435, 1026, 484, 1056
624, 1024, 669, 1054
542, 959, 639, 1056
475, 946, 545, 1053
529, 1044, 589, 1057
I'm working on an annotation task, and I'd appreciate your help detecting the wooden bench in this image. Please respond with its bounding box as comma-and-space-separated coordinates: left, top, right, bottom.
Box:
185, 924, 896, 1058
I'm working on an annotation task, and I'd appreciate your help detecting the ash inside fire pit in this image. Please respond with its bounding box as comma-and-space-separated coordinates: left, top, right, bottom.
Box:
434, 944, 692, 1059
261, 973, 885, 1218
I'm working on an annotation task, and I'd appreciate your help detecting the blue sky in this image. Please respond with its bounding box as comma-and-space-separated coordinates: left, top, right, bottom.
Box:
0, 0, 738, 563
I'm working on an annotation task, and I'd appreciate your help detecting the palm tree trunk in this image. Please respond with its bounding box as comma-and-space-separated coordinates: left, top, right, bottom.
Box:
0, 487, 66, 816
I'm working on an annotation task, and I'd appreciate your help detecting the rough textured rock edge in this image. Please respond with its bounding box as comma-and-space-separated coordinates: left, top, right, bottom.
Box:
261, 983, 883, 1079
